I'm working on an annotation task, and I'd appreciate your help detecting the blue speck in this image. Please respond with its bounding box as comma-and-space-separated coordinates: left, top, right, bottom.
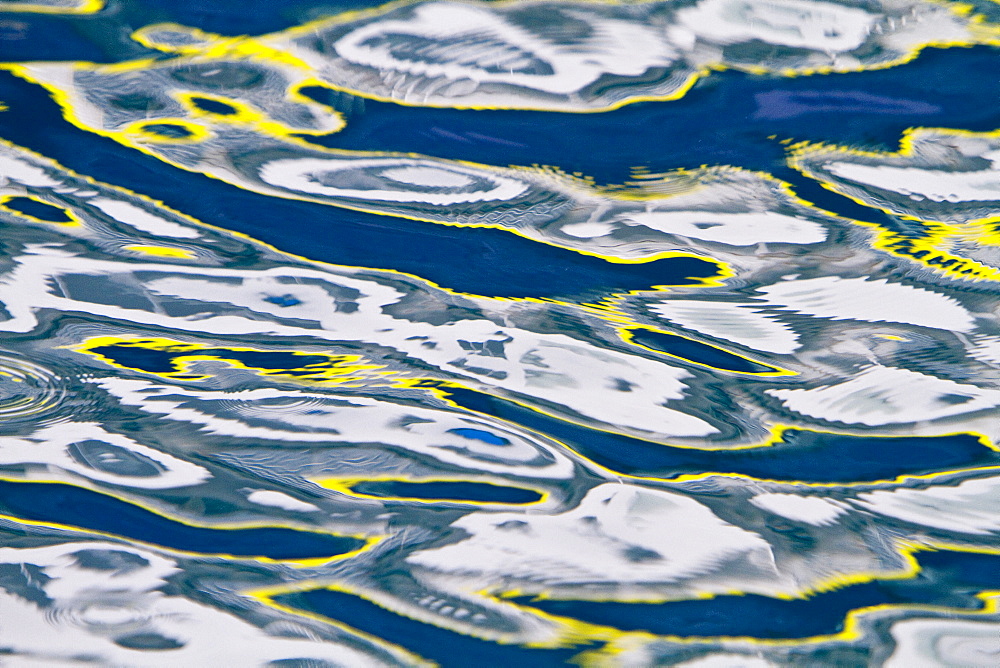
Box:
448, 428, 510, 446
264, 294, 301, 307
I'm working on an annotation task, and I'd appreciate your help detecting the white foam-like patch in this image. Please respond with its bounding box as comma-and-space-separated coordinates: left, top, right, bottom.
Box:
89, 198, 200, 238
852, 475, 1000, 535
885, 619, 1000, 668
0, 0, 93, 10
380, 165, 475, 188
0, 542, 394, 666
561, 221, 615, 238
825, 162, 1000, 202
97, 378, 577, 480
621, 211, 827, 245
750, 493, 847, 526
767, 366, 1000, 426
510, 338, 718, 436
246, 490, 320, 512
759, 276, 975, 332
970, 336, 1000, 366
259, 157, 528, 205
264, 0, 973, 114
0, 249, 719, 440
677, 0, 877, 52
0, 154, 61, 187
407, 483, 773, 587
675, 654, 778, 668
331, 2, 677, 96
650, 300, 800, 354
0, 422, 210, 488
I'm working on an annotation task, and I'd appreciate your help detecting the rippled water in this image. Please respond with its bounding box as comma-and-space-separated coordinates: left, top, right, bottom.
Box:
0, 0, 999, 665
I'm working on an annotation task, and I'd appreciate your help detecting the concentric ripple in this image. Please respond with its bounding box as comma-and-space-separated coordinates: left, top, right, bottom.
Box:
0, 355, 66, 426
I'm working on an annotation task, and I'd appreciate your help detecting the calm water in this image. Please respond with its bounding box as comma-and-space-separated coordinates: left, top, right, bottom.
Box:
0, 0, 999, 665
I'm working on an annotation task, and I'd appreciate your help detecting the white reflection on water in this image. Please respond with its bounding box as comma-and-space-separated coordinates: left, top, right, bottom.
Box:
0, 0, 998, 660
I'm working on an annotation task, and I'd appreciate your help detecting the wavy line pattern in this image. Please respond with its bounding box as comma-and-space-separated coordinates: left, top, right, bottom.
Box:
0, 0, 997, 664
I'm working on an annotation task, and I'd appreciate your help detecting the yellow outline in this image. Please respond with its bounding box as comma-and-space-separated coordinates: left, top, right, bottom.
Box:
0, 19, 868, 272
481, 467, 1000, 607
255, 0, 998, 114
0, 474, 382, 568
0, 0, 102, 14
421, 376, 1000, 458
173, 84, 349, 141
69, 330, 980, 478
312, 474, 551, 507
247, 582, 437, 666
2, 61, 722, 268
665, 462, 1000, 490
122, 244, 197, 259
619, 325, 795, 377
0, 193, 81, 227
132, 23, 221, 54
251, 578, 613, 650
788, 126, 1000, 218
0, 138, 720, 340
787, 127, 1000, 282
0, 5, 996, 659
4, 137, 997, 458
123, 118, 212, 145
576, 590, 1000, 665
72, 335, 392, 386
176, 91, 255, 120
73, 332, 970, 466
248, 550, 1000, 660
0, 0, 993, 281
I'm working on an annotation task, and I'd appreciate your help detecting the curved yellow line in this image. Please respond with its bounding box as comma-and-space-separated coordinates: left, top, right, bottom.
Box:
0, 474, 384, 568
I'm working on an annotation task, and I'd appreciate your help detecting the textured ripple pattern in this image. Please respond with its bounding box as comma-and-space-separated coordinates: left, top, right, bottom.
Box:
0, 0, 997, 665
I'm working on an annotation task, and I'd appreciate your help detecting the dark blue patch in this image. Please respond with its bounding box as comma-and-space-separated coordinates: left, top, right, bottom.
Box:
283, 588, 589, 668
0, 70, 720, 300
140, 122, 194, 139
512, 549, 999, 638
187, 96, 238, 115
448, 427, 510, 446
627, 329, 774, 374
298, 46, 1000, 192
440, 387, 1000, 482
350, 480, 542, 504
263, 294, 303, 307
282, 552, 1000, 662
752, 90, 940, 121
0, 14, 111, 62
0, 479, 366, 560
514, 587, 892, 639
0, 0, 385, 60
512, 552, 1000, 639
1, 196, 73, 222
88, 343, 333, 377
9, 50, 997, 300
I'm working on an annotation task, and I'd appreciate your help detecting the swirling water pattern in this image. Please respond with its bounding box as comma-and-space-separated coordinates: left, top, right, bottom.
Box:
0, 0, 999, 665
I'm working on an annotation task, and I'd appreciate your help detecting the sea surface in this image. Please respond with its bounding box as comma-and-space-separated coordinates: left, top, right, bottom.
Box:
0, 0, 999, 665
